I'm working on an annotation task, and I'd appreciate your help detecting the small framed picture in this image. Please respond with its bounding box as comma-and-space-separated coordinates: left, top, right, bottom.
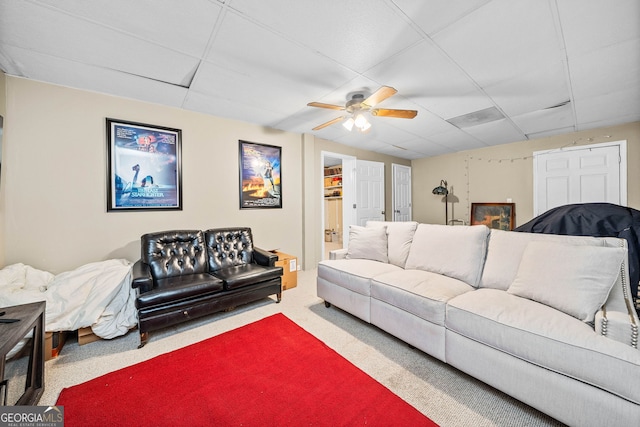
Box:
470, 203, 515, 230
106, 118, 182, 211
238, 140, 282, 209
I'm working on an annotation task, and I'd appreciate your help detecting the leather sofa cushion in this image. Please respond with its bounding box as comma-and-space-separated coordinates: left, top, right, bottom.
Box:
136, 273, 224, 309
446, 288, 640, 405
206, 228, 254, 271
212, 264, 282, 290
141, 230, 208, 279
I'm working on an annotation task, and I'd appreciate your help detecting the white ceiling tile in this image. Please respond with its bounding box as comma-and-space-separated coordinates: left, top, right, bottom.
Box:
183, 90, 280, 125
460, 119, 525, 146
485, 60, 571, 116
1, 45, 188, 108
33, 0, 222, 57
511, 103, 575, 136
227, 0, 422, 73
364, 40, 485, 117
392, 0, 492, 36
574, 89, 640, 128
0, 1, 200, 86
556, 0, 640, 56
426, 128, 485, 151
569, 39, 640, 100
433, 0, 564, 86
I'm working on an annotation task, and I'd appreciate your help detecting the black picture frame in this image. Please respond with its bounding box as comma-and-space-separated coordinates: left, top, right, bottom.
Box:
238, 140, 282, 209
106, 118, 182, 211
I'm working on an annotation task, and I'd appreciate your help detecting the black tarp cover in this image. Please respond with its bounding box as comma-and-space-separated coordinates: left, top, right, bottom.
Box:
514, 203, 640, 310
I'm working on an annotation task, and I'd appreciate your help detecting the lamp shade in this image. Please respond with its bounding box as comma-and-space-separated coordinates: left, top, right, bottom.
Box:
432, 180, 448, 195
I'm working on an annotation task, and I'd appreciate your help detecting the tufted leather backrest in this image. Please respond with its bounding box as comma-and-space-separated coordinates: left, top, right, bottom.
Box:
141, 230, 208, 280
205, 228, 254, 272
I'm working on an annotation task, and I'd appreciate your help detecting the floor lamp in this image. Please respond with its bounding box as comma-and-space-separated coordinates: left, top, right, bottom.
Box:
432, 179, 449, 225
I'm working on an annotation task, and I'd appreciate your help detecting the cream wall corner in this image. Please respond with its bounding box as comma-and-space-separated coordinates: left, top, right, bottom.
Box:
412, 121, 640, 226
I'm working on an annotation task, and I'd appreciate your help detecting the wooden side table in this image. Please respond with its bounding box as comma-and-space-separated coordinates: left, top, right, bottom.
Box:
0, 301, 45, 406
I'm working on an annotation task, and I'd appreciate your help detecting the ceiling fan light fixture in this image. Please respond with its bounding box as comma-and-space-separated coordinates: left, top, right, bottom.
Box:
343, 117, 355, 131
358, 119, 371, 132
354, 113, 368, 129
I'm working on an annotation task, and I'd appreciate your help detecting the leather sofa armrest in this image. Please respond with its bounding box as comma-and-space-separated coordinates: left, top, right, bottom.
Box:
132, 259, 154, 294
254, 247, 277, 267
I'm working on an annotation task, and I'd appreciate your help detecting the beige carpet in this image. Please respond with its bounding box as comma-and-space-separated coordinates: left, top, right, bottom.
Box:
42, 268, 563, 427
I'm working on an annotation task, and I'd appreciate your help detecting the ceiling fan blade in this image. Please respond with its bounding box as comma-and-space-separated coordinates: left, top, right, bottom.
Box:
312, 116, 344, 131
361, 86, 398, 108
307, 102, 345, 110
371, 108, 418, 119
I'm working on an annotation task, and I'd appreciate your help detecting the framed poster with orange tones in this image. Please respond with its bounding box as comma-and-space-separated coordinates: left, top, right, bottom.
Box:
470, 203, 515, 230
106, 118, 182, 211
238, 140, 282, 209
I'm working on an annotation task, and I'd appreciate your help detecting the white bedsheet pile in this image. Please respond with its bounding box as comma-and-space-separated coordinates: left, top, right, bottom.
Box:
0, 259, 137, 339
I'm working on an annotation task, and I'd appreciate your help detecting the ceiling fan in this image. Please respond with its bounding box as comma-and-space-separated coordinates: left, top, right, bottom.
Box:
307, 86, 418, 132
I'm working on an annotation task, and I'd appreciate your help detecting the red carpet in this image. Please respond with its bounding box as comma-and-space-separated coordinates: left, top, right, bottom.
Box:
56, 313, 437, 426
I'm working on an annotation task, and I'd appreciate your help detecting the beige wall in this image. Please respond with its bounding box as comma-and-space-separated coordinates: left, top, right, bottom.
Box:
412, 121, 640, 226
301, 136, 411, 268
3, 77, 305, 273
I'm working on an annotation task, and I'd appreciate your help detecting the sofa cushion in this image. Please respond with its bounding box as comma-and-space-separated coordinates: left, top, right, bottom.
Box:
136, 273, 224, 308
211, 264, 282, 290
404, 224, 490, 287
371, 269, 474, 326
317, 259, 402, 296
346, 225, 388, 263
507, 241, 624, 322
479, 229, 611, 291
141, 230, 209, 279
446, 289, 640, 405
366, 221, 418, 268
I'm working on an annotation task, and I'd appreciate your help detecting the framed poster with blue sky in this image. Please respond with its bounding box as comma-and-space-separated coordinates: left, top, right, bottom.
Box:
106, 118, 182, 211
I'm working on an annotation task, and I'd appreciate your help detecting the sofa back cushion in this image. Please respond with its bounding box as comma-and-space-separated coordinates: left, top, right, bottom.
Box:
205, 228, 255, 272
404, 224, 490, 287
366, 221, 418, 267
346, 225, 388, 263
141, 230, 208, 280
507, 241, 625, 322
479, 230, 613, 290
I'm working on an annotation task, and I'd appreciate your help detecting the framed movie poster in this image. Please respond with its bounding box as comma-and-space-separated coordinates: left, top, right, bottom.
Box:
238, 140, 282, 209
470, 202, 515, 230
106, 118, 182, 211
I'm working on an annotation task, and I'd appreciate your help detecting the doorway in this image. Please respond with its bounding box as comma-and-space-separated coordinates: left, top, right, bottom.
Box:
321, 152, 356, 260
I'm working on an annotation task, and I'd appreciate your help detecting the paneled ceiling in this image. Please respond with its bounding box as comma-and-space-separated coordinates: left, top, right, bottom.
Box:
1, 0, 638, 160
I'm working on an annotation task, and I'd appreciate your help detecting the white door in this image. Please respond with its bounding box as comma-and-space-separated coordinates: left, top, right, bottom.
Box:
392, 164, 412, 221
356, 160, 385, 226
534, 141, 626, 216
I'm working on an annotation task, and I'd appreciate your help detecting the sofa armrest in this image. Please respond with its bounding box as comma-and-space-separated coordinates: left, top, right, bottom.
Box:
132, 259, 154, 294
330, 248, 348, 260
254, 247, 277, 267
595, 308, 639, 349
595, 249, 639, 349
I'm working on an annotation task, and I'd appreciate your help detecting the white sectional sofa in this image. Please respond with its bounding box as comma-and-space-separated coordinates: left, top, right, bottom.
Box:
316, 221, 640, 427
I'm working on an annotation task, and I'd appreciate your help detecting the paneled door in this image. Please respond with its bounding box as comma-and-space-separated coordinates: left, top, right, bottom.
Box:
533, 141, 626, 216
356, 160, 385, 225
392, 164, 412, 221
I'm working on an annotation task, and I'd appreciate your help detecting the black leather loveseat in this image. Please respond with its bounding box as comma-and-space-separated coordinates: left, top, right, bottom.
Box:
131, 227, 282, 347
